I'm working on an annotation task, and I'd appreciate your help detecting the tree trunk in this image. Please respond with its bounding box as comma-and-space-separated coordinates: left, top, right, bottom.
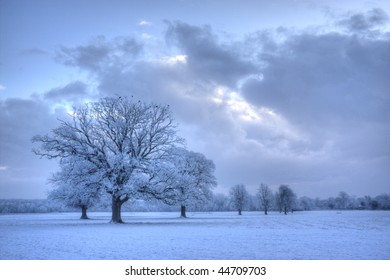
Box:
180, 205, 187, 218
80, 206, 89, 219
284, 206, 287, 215
111, 196, 124, 223
238, 209, 242, 215
264, 208, 268, 215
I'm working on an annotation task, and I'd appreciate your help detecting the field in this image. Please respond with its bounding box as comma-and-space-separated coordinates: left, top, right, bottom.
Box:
1, 211, 389, 260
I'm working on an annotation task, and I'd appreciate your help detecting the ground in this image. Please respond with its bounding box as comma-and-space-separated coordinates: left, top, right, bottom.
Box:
0, 211, 389, 260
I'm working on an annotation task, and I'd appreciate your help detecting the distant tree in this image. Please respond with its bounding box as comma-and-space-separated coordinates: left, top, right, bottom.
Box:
210, 193, 231, 211
32, 97, 183, 223
168, 147, 217, 218
257, 183, 273, 215
370, 199, 379, 210
299, 196, 315, 211
336, 191, 350, 209
375, 193, 390, 210
230, 184, 249, 215
277, 185, 296, 215
327, 197, 336, 209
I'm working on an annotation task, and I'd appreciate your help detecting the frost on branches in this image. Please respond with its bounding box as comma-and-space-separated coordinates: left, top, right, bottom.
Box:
48, 157, 102, 219
168, 147, 217, 218
33, 97, 183, 223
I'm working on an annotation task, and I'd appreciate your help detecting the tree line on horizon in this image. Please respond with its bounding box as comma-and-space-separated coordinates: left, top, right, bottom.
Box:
1, 190, 389, 215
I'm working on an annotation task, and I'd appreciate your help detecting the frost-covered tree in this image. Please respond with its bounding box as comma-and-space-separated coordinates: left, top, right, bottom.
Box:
257, 183, 272, 215
48, 182, 100, 219
168, 148, 217, 218
230, 184, 248, 215
277, 185, 296, 215
48, 157, 102, 219
33, 97, 183, 223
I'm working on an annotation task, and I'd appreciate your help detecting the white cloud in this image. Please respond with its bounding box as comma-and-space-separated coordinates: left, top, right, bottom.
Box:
161, 54, 187, 65
141, 33, 153, 40
0, 84, 6, 91
138, 20, 152, 26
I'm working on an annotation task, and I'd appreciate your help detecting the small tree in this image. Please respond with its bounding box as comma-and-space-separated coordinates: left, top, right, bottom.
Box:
257, 183, 273, 215
230, 184, 248, 215
277, 185, 296, 215
48, 183, 100, 219
48, 157, 101, 219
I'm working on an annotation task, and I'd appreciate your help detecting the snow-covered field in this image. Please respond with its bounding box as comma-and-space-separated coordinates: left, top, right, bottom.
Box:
1, 211, 389, 260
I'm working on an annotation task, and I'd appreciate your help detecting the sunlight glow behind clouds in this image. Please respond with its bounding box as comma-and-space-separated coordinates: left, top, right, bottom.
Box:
161, 54, 187, 65
211, 87, 304, 144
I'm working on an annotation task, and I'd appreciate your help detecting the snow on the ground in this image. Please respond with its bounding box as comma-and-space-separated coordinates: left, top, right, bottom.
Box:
0, 211, 389, 260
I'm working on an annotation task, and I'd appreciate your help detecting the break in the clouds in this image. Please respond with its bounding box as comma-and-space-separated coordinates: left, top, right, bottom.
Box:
1, 2, 389, 199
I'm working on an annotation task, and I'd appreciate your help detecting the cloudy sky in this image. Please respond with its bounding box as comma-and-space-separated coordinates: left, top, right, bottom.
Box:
1, 0, 389, 199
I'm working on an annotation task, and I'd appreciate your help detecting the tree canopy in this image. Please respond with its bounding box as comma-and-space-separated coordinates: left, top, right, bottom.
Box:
33, 97, 184, 223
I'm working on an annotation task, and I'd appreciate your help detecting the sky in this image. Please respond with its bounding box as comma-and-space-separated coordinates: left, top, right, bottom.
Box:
0, 0, 389, 199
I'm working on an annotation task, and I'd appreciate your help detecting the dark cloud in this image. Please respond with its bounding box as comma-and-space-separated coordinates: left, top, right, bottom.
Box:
44, 81, 88, 102
116, 37, 144, 55
165, 21, 258, 88
242, 32, 390, 126
337, 8, 389, 32
56, 36, 143, 73
57, 40, 110, 72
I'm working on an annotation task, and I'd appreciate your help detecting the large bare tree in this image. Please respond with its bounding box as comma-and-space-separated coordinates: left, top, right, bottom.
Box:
33, 97, 183, 223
